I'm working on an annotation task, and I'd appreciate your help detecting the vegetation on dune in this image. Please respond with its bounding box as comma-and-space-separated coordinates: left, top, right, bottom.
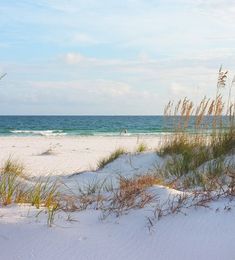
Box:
100, 175, 158, 218
1, 157, 25, 178
0, 158, 60, 226
97, 147, 126, 169
156, 66, 235, 190
136, 142, 148, 153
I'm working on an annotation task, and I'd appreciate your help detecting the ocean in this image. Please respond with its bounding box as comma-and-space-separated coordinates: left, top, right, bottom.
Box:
0, 116, 228, 137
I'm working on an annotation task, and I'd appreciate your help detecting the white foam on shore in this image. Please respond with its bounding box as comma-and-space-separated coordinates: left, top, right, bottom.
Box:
10, 130, 172, 137
10, 130, 67, 136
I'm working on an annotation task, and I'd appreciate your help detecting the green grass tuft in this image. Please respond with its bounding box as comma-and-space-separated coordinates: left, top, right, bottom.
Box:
136, 142, 148, 153
97, 148, 126, 169
1, 157, 25, 178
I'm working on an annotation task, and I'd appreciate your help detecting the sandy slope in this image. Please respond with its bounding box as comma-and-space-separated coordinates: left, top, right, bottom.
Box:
0, 136, 235, 260
0, 195, 234, 260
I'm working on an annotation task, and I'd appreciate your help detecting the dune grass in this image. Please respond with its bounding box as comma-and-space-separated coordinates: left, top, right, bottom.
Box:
136, 142, 148, 153
97, 148, 126, 169
157, 66, 235, 190
101, 174, 159, 218
0, 158, 60, 226
30, 178, 59, 209
0, 172, 18, 205
1, 157, 25, 178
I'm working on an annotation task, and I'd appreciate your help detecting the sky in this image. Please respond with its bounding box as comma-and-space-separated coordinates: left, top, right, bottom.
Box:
0, 0, 235, 115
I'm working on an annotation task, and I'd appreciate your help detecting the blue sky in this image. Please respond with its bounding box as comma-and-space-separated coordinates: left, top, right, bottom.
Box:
0, 0, 235, 115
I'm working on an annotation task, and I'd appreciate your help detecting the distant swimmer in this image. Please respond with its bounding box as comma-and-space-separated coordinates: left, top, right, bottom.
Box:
120, 129, 128, 135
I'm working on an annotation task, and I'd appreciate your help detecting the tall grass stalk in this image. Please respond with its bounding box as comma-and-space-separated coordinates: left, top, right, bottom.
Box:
160, 67, 234, 182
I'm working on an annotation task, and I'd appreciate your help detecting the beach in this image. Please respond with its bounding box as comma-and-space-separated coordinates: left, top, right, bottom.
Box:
0, 135, 163, 177
1, 1, 235, 259
0, 132, 234, 260
0, 133, 234, 260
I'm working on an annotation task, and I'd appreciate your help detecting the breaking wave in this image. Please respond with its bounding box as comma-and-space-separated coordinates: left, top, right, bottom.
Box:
10, 130, 67, 136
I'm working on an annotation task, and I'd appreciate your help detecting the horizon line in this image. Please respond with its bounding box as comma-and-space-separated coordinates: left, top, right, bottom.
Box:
0, 114, 164, 116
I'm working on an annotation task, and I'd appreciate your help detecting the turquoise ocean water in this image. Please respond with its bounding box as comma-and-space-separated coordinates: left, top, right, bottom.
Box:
0, 116, 228, 137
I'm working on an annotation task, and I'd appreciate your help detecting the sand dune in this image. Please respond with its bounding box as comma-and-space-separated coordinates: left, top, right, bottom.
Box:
0, 136, 234, 260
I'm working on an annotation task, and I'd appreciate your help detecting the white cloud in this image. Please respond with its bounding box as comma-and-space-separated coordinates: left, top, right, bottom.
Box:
62, 52, 124, 66
70, 33, 99, 45
0, 78, 160, 114
1, 0, 235, 114
64, 53, 86, 64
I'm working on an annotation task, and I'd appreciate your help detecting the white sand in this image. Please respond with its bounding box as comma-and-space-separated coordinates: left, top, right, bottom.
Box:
0, 136, 235, 260
0, 135, 163, 177
0, 193, 234, 260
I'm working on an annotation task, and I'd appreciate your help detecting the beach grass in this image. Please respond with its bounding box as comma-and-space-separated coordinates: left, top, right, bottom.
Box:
136, 142, 148, 153
0, 158, 60, 225
156, 66, 234, 190
97, 147, 126, 169
1, 157, 25, 178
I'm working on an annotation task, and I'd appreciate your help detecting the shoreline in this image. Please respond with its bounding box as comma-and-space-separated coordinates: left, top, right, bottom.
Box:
0, 132, 173, 138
